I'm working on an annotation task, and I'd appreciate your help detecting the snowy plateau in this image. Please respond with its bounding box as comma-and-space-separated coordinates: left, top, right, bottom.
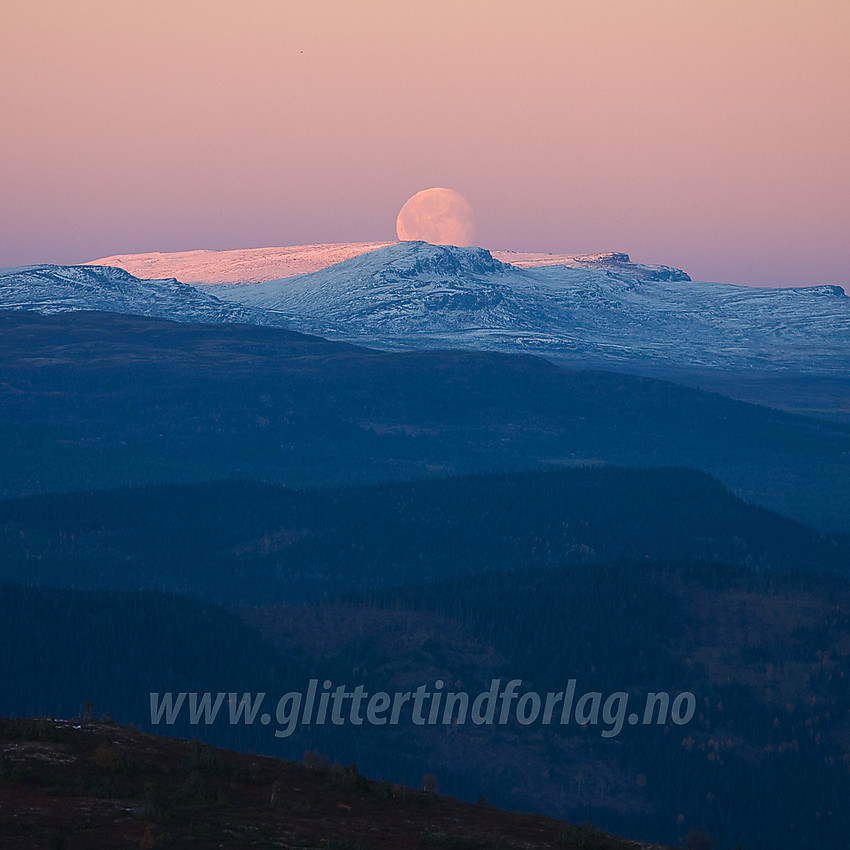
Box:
3, 241, 848, 373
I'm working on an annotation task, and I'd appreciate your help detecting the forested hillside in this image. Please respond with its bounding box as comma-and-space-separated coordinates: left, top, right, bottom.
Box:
1, 468, 847, 604
2, 309, 849, 532
244, 561, 850, 849
3, 557, 849, 846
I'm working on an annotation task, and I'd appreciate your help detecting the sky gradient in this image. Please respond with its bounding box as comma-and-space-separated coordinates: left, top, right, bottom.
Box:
2, 0, 848, 286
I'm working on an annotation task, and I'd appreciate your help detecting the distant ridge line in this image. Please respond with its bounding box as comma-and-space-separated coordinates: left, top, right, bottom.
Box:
85, 242, 689, 285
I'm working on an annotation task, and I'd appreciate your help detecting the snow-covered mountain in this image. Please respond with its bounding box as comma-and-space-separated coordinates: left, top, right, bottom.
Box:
208, 241, 850, 372
493, 249, 691, 280
4, 243, 848, 374
86, 242, 395, 285
86, 242, 690, 285
0, 264, 252, 324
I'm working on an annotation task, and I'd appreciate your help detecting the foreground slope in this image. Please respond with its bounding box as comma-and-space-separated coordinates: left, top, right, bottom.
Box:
0, 718, 658, 850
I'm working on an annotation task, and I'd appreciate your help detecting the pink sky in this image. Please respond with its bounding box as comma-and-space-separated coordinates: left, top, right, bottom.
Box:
2, 0, 848, 286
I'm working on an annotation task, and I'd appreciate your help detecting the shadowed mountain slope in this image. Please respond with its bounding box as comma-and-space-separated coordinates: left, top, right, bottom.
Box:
2, 309, 849, 531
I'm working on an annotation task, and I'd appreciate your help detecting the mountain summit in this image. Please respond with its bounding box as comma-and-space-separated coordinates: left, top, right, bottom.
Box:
84, 241, 690, 285
210, 241, 850, 372
3, 244, 848, 374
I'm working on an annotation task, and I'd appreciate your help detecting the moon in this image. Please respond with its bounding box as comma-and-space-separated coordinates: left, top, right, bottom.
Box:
396, 187, 476, 247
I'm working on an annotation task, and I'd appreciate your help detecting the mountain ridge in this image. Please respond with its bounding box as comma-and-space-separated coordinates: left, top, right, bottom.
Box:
5, 242, 847, 374
0, 263, 251, 324
85, 240, 693, 284
209, 242, 850, 373
2, 308, 849, 532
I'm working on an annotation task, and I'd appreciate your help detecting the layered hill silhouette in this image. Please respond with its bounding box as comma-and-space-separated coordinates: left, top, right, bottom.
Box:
1, 469, 848, 604
1, 309, 849, 531
2, 249, 849, 850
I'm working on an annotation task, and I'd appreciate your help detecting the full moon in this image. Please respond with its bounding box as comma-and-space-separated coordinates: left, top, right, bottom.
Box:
396, 187, 476, 247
